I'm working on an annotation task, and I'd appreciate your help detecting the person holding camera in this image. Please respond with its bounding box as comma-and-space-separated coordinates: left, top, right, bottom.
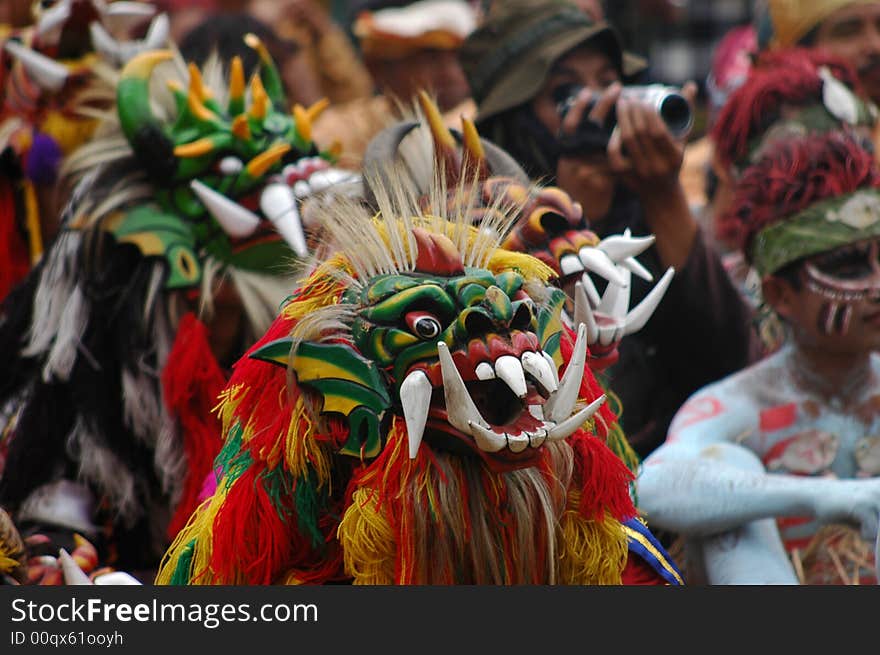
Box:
459, 0, 762, 460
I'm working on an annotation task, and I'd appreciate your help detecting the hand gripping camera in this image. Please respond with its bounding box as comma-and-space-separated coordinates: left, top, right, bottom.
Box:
556, 84, 694, 152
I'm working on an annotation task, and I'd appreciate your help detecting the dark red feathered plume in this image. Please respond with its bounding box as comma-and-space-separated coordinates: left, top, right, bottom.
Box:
718, 132, 880, 258
712, 47, 863, 170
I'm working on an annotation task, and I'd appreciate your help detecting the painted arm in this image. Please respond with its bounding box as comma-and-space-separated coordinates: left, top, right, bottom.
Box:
636, 392, 880, 542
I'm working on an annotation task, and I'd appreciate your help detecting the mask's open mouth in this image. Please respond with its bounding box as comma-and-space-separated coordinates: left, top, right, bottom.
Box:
397, 326, 605, 470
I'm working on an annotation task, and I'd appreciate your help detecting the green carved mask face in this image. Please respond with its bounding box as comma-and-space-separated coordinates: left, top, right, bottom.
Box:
108, 44, 337, 288
253, 227, 592, 472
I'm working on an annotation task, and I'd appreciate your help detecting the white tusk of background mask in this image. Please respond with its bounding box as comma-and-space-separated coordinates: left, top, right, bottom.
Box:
3, 40, 69, 92
190, 180, 260, 238
260, 183, 309, 257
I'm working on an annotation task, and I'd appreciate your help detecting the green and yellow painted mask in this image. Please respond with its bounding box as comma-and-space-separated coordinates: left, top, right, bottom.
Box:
251, 210, 605, 473
108, 41, 337, 289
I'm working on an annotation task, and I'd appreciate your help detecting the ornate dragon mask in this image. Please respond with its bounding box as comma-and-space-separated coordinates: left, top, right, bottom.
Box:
100, 43, 339, 289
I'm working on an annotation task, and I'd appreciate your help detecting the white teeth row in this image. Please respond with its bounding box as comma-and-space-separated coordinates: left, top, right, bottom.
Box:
473, 352, 558, 396
468, 395, 606, 454
401, 333, 605, 459
469, 422, 547, 453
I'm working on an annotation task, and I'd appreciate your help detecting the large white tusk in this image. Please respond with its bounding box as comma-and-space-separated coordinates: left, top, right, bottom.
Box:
546, 395, 606, 441
559, 254, 584, 276
260, 183, 308, 257
623, 266, 674, 336
579, 272, 601, 307
191, 180, 260, 238
597, 234, 655, 262
35, 1, 72, 38
142, 13, 170, 52
597, 265, 632, 318
494, 355, 527, 398
578, 247, 626, 286
544, 323, 587, 424
573, 281, 599, 344
521, 351, 557, 394
400, 370, 432, 459
3, 41, 69, 92
620, 256, 654, 282
437, 342, 489, 436
89, 22, 121, 64
541, 351, 560, 387
58, 549, 93, 585
468, 422, 507, 452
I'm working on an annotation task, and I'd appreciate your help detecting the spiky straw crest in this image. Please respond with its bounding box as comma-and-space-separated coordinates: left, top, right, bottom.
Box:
282, 158, 556, 351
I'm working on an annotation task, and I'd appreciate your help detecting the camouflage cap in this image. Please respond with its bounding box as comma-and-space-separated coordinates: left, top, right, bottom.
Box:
460, 0, 647, 122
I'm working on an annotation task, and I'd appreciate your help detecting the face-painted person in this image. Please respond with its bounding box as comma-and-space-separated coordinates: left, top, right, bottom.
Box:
637, 131, 880, 585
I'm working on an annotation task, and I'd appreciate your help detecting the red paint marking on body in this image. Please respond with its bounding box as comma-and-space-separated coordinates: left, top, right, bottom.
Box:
667, 397, 724, 442
760, 403, 797, 432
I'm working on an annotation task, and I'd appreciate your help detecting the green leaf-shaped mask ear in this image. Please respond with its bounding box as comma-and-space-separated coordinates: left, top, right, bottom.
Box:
251, 338, 392, 459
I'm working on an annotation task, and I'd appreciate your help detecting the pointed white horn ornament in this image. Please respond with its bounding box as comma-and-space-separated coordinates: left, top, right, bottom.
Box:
191, 180, 260, 238
437, 342, 489, 436
89, 22, 121, 63
35, 1, 72, 38
546, 395, 607, 441
597, 265, 632, 318
3, 41, 69, 92
400, 370, 433, 459
578, 247, 626, 286
597, 234, 655, 261
544, 323, 588, 423
58, 549, 93, 585
260, 183, 308, 257
573, 281, 599, 345
623, 267, 674, 336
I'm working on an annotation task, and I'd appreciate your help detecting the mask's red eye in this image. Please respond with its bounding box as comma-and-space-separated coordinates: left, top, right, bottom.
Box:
405, 311, 442, 340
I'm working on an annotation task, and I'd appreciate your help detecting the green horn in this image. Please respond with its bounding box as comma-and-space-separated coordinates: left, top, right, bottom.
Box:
117, 50, 178, 181
244, 33, 286, 108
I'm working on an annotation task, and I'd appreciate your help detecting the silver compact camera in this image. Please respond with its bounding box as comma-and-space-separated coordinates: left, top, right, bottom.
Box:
556, 83, 694, 142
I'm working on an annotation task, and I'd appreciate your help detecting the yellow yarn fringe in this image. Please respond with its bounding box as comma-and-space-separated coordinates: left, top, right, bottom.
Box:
215, 383, 245, 431
557, 489, 629, 585
281, 396, 333, 487
337, 488, 396, 585
155, 485, 233, 585
281, 256, 350, 322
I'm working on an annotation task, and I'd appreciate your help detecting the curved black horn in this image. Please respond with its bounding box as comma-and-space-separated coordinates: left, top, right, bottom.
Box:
361, 121, 421, 210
